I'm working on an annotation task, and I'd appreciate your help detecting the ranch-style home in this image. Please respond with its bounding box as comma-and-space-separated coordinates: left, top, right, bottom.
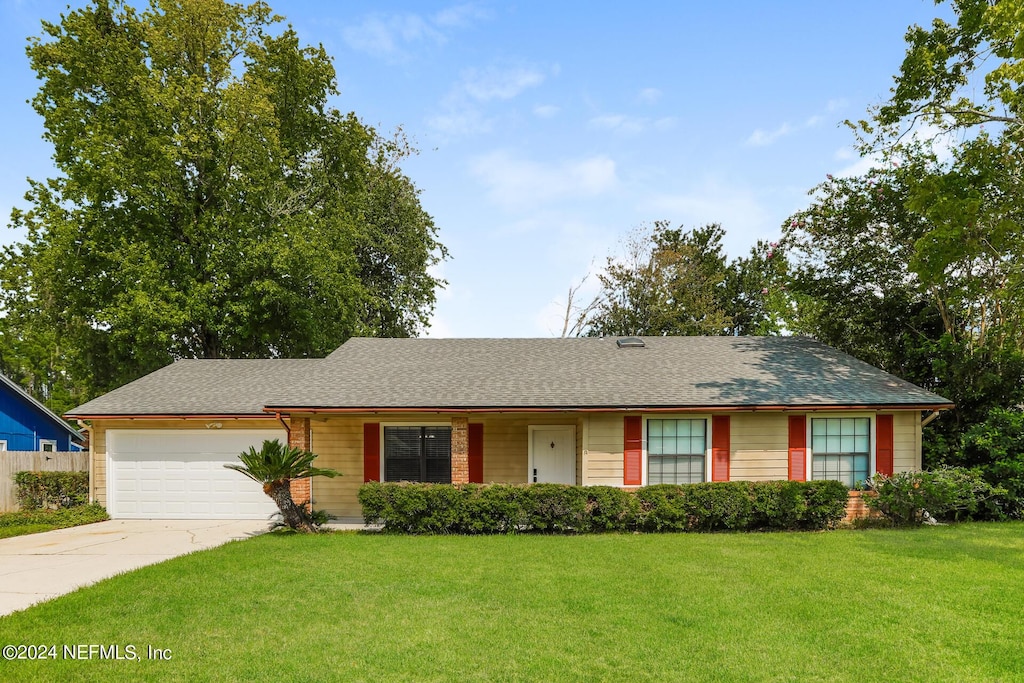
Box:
65, 336, 953, 522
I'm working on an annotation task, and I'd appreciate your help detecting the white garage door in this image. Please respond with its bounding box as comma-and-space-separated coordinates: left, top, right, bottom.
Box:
107, 430, 285, 519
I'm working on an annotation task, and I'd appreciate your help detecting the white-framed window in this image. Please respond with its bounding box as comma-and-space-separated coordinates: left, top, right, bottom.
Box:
647, 418, 708, 484
810, 417, 870, 488
383, 426, 452, 483
0, 440, 7, 452
40, 439, 57, 453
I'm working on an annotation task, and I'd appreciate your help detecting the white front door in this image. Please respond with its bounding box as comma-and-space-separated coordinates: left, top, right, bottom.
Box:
529, 426, 576, 484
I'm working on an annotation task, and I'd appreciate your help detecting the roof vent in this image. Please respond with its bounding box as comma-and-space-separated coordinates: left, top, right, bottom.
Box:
616, 337, 645, 348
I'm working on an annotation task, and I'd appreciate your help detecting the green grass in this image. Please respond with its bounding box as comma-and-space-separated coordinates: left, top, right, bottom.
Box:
0, 524, 1022, 682
0, 504, 109, 539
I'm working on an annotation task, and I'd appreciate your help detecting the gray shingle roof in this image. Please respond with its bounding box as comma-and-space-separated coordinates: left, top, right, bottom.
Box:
66, 336, 952, 417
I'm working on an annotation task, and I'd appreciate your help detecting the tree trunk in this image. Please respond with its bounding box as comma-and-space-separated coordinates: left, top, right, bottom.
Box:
265, 480, 314, 533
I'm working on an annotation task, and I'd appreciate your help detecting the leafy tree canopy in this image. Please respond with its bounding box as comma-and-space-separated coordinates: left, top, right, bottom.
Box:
869, 0, 1024, 140
583, 223, 786, 338
0, 0, 446, 414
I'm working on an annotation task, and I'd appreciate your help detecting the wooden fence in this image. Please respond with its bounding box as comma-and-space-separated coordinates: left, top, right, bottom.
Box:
0, 451, 88, 512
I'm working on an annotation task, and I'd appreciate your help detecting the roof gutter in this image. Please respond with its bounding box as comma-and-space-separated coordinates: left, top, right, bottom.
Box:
261, 403, 956, 415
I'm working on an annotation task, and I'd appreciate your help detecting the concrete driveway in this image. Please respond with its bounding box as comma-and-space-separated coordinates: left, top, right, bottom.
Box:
0, 519, 267, 617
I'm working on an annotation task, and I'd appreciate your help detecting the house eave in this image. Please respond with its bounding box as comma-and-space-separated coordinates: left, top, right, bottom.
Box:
260, 403, 955, 415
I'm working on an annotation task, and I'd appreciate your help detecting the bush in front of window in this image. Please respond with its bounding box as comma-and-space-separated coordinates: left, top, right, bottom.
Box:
359, 480, 850, 534
862, 467, 1007, 525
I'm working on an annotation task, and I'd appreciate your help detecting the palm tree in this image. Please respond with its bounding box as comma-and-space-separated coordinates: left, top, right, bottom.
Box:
225, 439, 340, 532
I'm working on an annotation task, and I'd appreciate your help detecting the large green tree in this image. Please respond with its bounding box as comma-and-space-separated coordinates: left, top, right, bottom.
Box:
583, 223, 786, 338
0, 0, 445, 413
784, 144, 1024, 468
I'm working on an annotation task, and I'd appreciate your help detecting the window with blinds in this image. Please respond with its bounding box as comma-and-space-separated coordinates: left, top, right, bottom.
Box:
384, 426, 452, 483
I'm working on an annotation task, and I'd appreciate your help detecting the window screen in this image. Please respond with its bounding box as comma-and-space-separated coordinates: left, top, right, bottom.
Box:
647, 419, 706, 484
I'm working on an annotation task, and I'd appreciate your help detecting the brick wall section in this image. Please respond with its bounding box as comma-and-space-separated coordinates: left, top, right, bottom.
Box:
288, 416, 311, 509
451, 416, 469, 484
843, 490, 879, 523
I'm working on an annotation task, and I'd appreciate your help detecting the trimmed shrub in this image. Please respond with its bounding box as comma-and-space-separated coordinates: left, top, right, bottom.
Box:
584, 486, 638, 532
359, 480, 850, 534
14, 471, 89, 510
750, 480, 809, 530
800, 480, 850, 530
862, 467, 1006, 525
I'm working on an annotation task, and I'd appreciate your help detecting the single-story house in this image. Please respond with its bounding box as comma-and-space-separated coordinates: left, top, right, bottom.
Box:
65, 336, 953, 522
1, 372, 83, 452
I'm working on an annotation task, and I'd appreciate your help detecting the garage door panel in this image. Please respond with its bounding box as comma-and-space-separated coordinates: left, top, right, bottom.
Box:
108, 430, 284, 520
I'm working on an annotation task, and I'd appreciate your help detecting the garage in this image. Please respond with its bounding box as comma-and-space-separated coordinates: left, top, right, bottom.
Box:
107, 429, 285, 519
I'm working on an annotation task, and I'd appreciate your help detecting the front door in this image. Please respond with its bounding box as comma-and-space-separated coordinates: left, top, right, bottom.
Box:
529, 426, 576, 484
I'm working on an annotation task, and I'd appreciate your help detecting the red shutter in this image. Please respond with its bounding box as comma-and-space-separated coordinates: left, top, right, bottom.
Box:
711, 415, 730, 481
788, 415, 806, 481
363, 422, 381, 483
468, 423, 484, 483
876, 414, 894, 476
624, 416, 643, 486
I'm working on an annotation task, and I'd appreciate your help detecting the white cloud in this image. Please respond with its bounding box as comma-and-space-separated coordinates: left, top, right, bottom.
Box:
342, 14, 442, 57
643, 181, 769, 254
746, 122, 794, 146
589, 114, 676, 135
638, 87, 662, 105
470, 151, 618, 210
745, 103, 830, 147
462, 66, 547, 101
590, 114, 645, 134
429, 63, 555, 138
427, 108, 493, 136
533, 104, 560, 118
342, 3, 486, 59
432, 3, 489, 28
826, 98, 848, 112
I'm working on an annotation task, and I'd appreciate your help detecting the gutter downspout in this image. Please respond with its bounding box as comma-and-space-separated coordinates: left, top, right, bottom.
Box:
921, 410, 942, 428
275, 412, 291, 441
77, 420, 93, 504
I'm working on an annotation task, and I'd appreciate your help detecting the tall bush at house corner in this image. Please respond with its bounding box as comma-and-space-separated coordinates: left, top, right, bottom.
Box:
225, 439, 339, 533
862, 468, 1005, 525
961, 407, 1024, 518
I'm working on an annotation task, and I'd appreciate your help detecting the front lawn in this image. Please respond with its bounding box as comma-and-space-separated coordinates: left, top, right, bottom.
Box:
0, 524, 1021, 681
0, 504, 109, 539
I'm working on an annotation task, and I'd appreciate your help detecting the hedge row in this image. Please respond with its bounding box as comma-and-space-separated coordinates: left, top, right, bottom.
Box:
13, 471, 90, 510
358, 480, 850, 534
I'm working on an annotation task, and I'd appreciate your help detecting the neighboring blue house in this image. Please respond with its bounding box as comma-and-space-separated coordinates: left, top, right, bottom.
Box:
0, 373, 83, 452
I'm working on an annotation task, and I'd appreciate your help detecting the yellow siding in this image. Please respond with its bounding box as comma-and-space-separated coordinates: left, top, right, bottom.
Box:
730, 413, 790, 481
311, 413, 581, 521
892, 410, 921, 472
87, 409, 925, 517
87, 418, 281, 507
585, 414, 626, 486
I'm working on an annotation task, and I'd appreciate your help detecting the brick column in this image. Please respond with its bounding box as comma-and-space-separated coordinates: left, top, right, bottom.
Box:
451, 416, 469, 484
288, 416, 312, 509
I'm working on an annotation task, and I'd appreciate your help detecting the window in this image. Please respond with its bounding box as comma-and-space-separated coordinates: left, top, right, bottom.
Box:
647, 419, 706, 484
40, 439, 57, 453
811, 418, 869, 488
384, 426, 452, 483
0, 441, 6, 452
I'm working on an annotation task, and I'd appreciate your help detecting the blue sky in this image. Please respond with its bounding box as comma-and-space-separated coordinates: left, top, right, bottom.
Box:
0, 1, 951, 338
